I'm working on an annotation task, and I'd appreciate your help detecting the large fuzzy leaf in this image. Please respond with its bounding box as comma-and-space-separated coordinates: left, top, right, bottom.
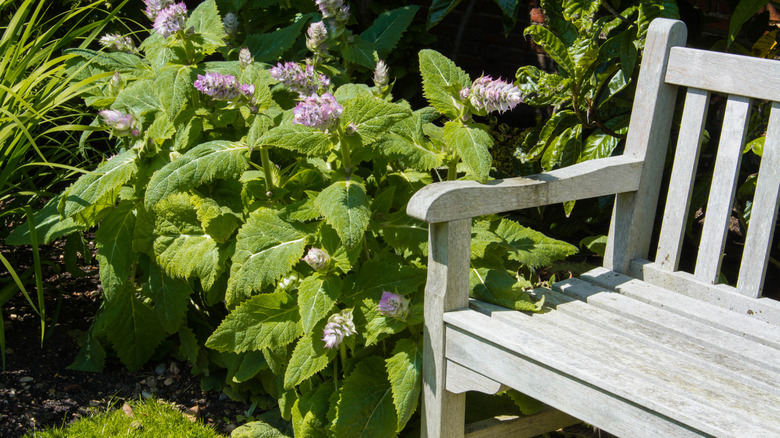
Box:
95, 201, 137, 297
153, 193, 226, 290
145, 141, 249, 208
418, 49, 471, 119
62, 150, 137, 219
258, 124, 333, 156
470, 267, 538, 311
292, 383, 332, 438
112, 78, 161, 116
154, 65, 194, 122
379, 211, 428, 256
245, 17, 310, 63
385, 339, 422, 432
227, 208, 309, 306
186, 0, 227, 55
341, 34, 376, 69
341, 95, 411, 144
103, 284, 168, 371
298, 274, 341, 333
342, 259, 426, 307
374, 112, 444, 171
361, 6, 419, 58
473, 218, 577, 268
144, 262, 193, 334
314, 180, 370, 249
331, 356, 397, 437
205, 289, 302, 353
283, 324, 336, 390
443, 121, 493, 183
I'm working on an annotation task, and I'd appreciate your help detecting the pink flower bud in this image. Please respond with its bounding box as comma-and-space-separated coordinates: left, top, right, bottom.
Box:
99, 110, 139, 137
377, 291, 409, 320
322, 309, 356, 349
239, 47, 253, 69
99, 33, 136, 53
301, 248, 330, 271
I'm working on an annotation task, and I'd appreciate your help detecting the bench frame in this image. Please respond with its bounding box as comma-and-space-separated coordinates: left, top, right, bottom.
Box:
408, 18, 780, 438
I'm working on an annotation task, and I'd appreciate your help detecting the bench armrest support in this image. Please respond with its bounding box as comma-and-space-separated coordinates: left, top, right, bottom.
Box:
407, 155, 644, 224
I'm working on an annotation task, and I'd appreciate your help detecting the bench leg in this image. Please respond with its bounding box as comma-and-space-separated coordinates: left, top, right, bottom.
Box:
422, 220, 471, 437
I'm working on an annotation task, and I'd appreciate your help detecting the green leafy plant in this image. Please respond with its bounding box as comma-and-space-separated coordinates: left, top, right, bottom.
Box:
9, 0, 577, 435
0, 0, 131, 370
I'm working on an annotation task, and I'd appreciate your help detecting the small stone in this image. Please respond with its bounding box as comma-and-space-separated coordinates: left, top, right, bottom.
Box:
154, 363, 166, 375
169, 362, 180, 375
145, 377, 156, 388
122, 402, 134, 418
164, 378, 174, 386
129, 420, 143, 430
186, 405, 200, 418
89, 400, 100, 407
20, 377, 33, 383
141, 391, 153, 399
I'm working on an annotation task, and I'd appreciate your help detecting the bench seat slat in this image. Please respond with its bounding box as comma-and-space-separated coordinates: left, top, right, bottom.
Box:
445, 309, 780, 437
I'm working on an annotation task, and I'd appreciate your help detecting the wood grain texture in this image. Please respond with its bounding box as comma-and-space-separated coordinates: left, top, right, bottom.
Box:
464, 411, 579, 438
655, 87, 710, 270
422, 219, 471, 438
604, 18, 688, 273
446, 361, 506, 395
406, 156, 642, 223
666, 46, 780, 101
737, 102, 780, 297
694, 95, 752, 283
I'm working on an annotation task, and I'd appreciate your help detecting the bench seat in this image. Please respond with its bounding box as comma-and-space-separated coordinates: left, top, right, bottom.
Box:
445, 268, 780, 437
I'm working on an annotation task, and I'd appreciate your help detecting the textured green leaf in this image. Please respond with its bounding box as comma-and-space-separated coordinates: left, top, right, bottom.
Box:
144, 262, 193, 334
95, 201, 137, 297
104, 284, 168, 371
541, 125, 581, 171
364, 303, 407, 346
227, 208, 309, 306
298, 274, 341, 333
488, 218, 578, 268
63, 150, 138, 218
232, 420, 292, 438
178, 325, 199, 365
234, 350, 268, 382
374, 113, 444, 171
341, 95, 411, 144
153, 193, 226, 290
361, 6, 419, 58
283, 326, 336, 389
320, 223, 361, 273
315, 180, 370, 249
341, 34, 376, 69
342, 259, 426, 307
191, 191, 242, 243
379, 211, 428, 256
245, 17, 310, 63
443, 121, 493, 182
418, 49, 470, 119
470, 267, 538, 311
292, 383, 331, 438
505, 389, 546, 415
206, 289, 302, 353
524, 25, 573, 76
580, 130, 620, 162
6, 194, 82, 245
113, 78, 161, 116
145, 140, 249, 208
258, 124, 333, 156
154, 65, 194, 122
67, 326, 106, 373
386, 339, 422, 432
332, 356, 397, 437
427, 0, 461, 28
186, 0, 227, 55
515, 66, 570, 108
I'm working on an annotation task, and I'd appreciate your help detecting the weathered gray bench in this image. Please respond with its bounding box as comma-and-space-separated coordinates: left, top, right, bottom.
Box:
408, 18, 780, 438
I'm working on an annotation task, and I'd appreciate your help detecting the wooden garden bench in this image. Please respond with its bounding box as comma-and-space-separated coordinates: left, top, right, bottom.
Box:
407, 18, 780, 438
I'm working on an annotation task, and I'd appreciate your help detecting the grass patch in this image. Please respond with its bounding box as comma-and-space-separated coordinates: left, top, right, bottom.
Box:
26, 398, 225, 437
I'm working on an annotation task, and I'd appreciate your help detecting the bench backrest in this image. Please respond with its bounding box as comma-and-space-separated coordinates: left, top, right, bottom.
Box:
607, 19, 780, 319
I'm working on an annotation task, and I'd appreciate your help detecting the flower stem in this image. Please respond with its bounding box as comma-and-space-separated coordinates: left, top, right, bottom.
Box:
260, 146, 275, 194
339, 342, 348, 373
337, 131, 352, 175
333, 358, 339, 391
447, 157, 458, 181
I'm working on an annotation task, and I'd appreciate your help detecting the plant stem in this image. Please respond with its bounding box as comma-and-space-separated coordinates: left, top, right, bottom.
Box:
260, 146, 275, 194
339, 342, 348, 373
447, 157, 458, 181
333, 358, 338, 391
337, 131, 352, 175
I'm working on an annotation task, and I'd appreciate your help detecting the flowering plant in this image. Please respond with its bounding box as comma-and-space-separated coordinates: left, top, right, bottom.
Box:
10, 0, 578, 435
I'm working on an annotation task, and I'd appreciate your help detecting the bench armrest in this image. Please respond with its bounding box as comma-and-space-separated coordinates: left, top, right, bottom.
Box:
407, 155, 644, 223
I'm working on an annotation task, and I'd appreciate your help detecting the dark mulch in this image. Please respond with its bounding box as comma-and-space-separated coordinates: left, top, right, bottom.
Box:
0, 243, 248, 438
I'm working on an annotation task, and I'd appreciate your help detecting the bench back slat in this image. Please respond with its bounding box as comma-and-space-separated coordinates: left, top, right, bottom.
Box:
693, 95, 752, 284
666, 47, 780, 101
736, 102, 780, 297
655, 88, 710, 271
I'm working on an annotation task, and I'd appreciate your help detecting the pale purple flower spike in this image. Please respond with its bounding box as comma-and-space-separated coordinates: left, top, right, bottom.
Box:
153, 2, 188, 38
293, 93, 342, 132
322, 309, 356, 349
223, 12, 239, 39
377, 291, 410, 320
306, 21, 328, 54
99, 110, 139, 137
144, 0, 174, 21
373, 60, 389, 89
194, 72, 254, 101
269, 62, 330, 96
464, 76, 522, 114
99, 33, 135, 53
302, 248, 330, 271
239, 47, 253, 69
